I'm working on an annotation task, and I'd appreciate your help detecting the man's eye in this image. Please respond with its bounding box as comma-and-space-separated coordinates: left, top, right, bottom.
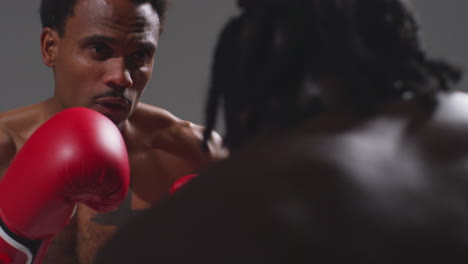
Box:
89, 43, 112, 59
131, 50, 152, 66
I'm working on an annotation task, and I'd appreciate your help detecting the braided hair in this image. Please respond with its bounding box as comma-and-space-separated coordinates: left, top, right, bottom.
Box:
203, 0, 462, 150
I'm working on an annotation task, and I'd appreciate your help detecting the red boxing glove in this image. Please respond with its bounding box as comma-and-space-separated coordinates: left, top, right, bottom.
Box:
0, 107, 130, 264
169, 174, 198, 195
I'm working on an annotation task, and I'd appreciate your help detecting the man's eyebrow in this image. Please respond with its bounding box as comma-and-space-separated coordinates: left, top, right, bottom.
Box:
79, 34, 157, 51
80, 35, 117, 44
138, 42, 157, 52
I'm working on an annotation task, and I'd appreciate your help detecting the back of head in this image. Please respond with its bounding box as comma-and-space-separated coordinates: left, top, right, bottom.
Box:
40, 0, 170, 36
203, 0, 462, 149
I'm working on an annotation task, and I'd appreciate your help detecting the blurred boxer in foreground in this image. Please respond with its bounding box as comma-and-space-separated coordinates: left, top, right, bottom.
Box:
96, 0, 468, 263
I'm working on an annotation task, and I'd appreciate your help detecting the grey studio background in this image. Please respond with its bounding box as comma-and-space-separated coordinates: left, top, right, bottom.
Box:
0, 1, 466, 135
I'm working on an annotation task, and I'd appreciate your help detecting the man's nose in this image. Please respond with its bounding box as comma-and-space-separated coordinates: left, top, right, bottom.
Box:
104, 57, 133, 90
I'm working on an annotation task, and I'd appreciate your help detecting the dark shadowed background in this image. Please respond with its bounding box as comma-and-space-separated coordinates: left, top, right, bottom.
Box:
0, 1, 466, 134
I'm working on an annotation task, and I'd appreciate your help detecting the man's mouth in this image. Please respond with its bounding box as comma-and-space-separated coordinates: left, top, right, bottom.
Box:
93, 96, 132, 123
96, 96, 130, 109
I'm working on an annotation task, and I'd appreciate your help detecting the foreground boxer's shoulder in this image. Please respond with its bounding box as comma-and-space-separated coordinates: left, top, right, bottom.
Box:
409, 91, 468, 161
431, 91, 468, 133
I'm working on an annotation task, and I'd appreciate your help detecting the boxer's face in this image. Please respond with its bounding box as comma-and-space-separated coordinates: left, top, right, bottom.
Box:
42, 0, 160, 127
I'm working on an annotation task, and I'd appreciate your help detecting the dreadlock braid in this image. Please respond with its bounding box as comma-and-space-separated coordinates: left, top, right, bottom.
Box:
202, 16, 244, 150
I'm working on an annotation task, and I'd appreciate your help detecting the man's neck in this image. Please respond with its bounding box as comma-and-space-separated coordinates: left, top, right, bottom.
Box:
42, 97, 67, 119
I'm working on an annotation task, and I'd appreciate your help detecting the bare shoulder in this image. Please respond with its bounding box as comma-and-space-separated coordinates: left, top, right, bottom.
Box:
0, 107, 27, 161
0, 101, 49, 136
407, 91, 468, 161
431, 91, 468, 130
130, 103, 228, 161
130, 102, 182, 129
175, 118, 227, 161
0, 102, 51, 175
0, 126, 15, 176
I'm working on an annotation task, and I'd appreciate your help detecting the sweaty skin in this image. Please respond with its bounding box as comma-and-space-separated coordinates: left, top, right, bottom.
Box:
0, 0, 226, 263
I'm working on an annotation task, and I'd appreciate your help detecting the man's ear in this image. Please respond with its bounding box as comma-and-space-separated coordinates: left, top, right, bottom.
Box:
40, 27, 60, 67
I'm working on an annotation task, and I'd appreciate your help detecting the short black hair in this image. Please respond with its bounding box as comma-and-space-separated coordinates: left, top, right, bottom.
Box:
40, 0, 169, 36
203, 0, 462, 149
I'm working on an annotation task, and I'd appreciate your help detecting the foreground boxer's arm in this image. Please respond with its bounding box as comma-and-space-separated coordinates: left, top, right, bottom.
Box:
0, 107, 130, 264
